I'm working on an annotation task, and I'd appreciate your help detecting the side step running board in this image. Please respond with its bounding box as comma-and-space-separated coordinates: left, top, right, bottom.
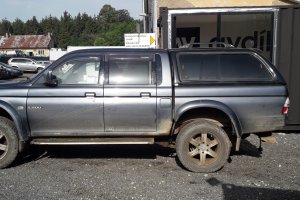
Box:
31, 137, 155, 145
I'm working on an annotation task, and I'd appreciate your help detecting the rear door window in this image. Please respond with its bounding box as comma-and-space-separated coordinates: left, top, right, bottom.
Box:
177, 53, 274, 82
107, 54, 156, 85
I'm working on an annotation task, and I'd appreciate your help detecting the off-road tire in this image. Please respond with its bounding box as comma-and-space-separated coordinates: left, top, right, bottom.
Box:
0, 117, 19, 169
176, 119, 231, 173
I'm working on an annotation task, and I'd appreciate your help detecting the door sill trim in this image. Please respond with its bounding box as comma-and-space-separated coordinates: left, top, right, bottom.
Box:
30, 137, 155, 145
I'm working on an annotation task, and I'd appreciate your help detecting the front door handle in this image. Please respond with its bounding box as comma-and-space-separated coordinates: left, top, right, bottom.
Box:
140, 92, 151, 98
85, 92, 96, 98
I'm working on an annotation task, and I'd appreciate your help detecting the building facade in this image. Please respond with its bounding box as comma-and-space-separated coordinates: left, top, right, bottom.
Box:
0, 33, 54, 57
143, 0, 300, 129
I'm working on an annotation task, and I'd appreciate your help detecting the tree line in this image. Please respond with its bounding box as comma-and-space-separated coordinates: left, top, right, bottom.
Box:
0, 5, 138, 48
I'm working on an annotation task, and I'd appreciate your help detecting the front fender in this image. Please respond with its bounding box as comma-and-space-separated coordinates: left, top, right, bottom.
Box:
175, 100, 242, 138
0, 101, 29, 142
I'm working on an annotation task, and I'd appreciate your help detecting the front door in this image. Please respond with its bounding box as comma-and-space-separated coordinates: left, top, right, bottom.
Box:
27, 55, 104, 136
104, 53, 157, 132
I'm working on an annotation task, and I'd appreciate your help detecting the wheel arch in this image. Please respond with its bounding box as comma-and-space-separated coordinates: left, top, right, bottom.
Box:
175, 100, 242, 150
0, 101, 29, 142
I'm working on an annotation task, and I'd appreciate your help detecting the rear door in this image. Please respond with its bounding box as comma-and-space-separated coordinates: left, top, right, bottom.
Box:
23, 59, 34, 71
104, 52, 157, 132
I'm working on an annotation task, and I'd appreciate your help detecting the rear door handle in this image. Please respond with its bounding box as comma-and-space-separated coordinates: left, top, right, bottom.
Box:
85, 92, 96, 98
140, 92, 151, 98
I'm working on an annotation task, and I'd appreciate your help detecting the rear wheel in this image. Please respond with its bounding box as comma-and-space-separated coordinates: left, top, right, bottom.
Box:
37, 67, 43, 73
176, 119, 231, 173
0, 117, 19, 169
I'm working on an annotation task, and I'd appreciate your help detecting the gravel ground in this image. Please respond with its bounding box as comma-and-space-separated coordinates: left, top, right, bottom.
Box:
0, 133, 299, 200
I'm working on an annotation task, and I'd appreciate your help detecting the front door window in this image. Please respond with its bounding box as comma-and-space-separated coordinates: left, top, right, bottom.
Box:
52, 58, 100, 85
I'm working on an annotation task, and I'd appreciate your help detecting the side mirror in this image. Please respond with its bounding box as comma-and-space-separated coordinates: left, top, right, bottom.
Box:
44, 71, 58, 87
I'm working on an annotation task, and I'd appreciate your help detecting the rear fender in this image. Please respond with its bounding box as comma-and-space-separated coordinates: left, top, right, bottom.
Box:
175, 100, 242, 150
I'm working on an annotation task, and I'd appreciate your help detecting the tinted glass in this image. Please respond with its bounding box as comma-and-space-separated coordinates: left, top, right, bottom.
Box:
177, 53, 273, 82
16, 59, 24, 63
108, 54, 155, 85
178, 54, 218, 81
13, 59, 28, 63
220, 54, 272, 81
0, 62, 16, 69
52, 57, 100, 85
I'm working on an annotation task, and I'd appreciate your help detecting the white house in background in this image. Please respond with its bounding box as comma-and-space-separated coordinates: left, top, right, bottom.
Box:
0, 33, 54, 57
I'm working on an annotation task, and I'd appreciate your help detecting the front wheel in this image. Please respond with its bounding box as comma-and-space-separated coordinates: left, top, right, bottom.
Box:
176, 119, 231, 173
0, 117, 19, 169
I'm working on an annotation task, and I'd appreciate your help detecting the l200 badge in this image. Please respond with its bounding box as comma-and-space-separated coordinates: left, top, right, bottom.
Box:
28, 106, 42, 110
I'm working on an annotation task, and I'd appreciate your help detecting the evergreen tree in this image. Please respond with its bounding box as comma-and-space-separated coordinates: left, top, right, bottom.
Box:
40, 15, 60, 34
98, 4, 118, 31
40, 15, 60, 47
0, 19, 13, 35
0, 5, 137, 48
117, 9, 134, 23
24, 16, 43, 34
57, 11, 74, 48
82, 13, 97, 34
12, 18, 24, 35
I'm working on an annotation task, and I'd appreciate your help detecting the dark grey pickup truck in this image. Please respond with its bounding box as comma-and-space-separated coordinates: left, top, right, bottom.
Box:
0, 47, 289, 172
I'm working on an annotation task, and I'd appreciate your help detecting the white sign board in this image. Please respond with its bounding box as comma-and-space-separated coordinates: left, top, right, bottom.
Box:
125, 33, 156, 48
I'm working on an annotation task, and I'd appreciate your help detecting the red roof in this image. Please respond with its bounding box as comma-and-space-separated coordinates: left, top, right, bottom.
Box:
0, 34, 52, 49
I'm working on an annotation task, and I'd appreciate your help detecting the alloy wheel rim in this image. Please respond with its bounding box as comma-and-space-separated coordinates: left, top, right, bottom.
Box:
0, 133, 8, 159
188, 133, 220, 165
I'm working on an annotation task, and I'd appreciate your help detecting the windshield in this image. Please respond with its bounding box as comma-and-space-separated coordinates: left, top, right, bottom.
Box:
0, 62, 16, 70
